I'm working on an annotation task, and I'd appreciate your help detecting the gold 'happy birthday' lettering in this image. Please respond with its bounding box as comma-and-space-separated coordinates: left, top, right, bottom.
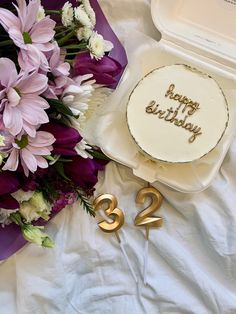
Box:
145, 84, 203, 143
165, 84, 200, 115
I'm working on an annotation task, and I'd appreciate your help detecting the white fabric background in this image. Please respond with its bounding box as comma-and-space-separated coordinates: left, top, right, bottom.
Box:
0, 1, 236, 313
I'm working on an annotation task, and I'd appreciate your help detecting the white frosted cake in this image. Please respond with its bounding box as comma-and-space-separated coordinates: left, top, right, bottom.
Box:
127, 64, 229, 163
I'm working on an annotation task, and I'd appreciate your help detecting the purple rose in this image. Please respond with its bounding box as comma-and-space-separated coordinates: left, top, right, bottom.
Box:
0, 172, 19, 209
64, 156, 108, 190
73, 52, 123, 86
40, 123, 82, 156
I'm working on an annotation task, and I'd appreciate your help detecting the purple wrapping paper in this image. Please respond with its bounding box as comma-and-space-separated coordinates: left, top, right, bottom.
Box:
0, 0, 127, 261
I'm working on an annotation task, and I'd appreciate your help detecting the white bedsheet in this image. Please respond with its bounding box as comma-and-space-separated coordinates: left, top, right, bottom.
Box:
0, 1, 236, 313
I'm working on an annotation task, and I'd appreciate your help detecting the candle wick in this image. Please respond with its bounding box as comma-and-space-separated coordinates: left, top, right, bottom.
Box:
115, 231, 121, 243
145, 225, 150, 240
143, 239, 149, 285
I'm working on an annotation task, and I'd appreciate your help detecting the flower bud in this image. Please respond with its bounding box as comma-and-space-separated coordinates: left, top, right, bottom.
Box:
42, 236, 54, 248
21, 224, 54, 248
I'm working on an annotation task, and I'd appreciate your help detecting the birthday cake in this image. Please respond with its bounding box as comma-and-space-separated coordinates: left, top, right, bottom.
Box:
126, 64, 229, 163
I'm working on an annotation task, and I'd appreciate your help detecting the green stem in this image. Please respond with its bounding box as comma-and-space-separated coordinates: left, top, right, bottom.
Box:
77, 192, 96, 217
10, 212, 24, 227
58, 30, 76, 46
65, 52, 81, 56
62, 43, 87, 50
55, 27, 74, 39
55, 25, 65, 29
45, 9, 62, 14
0, 39, 13, 47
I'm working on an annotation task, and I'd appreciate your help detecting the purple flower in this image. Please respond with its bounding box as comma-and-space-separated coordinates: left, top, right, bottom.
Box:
64, 156, 108, 190
0, 172, 19, 209
40, 122, 82, 156
73, 52, 122, 86
52, 191, 77, 213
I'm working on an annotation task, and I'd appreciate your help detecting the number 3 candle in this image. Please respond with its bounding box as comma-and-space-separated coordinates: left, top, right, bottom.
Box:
93, 194, 138, 283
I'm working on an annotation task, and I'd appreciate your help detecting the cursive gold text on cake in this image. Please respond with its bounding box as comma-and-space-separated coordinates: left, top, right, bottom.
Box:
145, 84, 202, 143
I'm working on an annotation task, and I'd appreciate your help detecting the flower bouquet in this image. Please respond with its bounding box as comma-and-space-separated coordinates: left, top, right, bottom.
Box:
0, 0, 127, 258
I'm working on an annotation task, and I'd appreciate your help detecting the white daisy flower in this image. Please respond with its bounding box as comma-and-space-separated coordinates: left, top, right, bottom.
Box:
75, 139, 92, 158
74, 5, 93, 28
62, 74, 94, 116
12, 190, 34, 202
62, 1, 74, 27
77, 26, 93, 41
88, 31, 114, 60
81, 0, 96, 27
0, 208, 18, 227
36, 5, 46, 22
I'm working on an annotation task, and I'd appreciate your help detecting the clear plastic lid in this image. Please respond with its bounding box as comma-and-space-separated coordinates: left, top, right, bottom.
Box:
151, 0, 236, 69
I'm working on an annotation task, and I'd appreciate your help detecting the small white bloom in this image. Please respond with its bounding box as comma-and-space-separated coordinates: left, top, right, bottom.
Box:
74, 5, 93, 28
19, 202, 38, 223
76, 26, 92, 41
69, 116, 82, 131
36, 5, 46, 22
19, 192, 51, 223
62, 75, 94, 116
75, 139, 92, 158
12, 190, 34, 202
81, 0, 96, 27
62, 1, 74, 27
88, 31, 114, 60
76, 86, 112, 135
0, 208, 18, 227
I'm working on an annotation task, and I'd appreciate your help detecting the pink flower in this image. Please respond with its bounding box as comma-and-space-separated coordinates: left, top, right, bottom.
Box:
43, 43, 71, 99
3, 131, 55, 177
0, 57, 49, 137
0, 115, 14, 153
0, 0, 56, 71
49, 44, 70, 78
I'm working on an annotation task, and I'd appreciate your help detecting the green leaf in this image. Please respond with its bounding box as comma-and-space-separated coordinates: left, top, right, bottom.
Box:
77, 192, 96, 217
46, 98, 75, 117
0, 39, 13, 47
54, 162, 70, 181
89, 150, 110, 161
44, 155, 55, 161
58, 157, 72, 163
39, 179, 59, 202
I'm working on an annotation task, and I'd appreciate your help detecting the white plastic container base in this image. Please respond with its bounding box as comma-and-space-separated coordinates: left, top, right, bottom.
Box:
90, 0, 236, 193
